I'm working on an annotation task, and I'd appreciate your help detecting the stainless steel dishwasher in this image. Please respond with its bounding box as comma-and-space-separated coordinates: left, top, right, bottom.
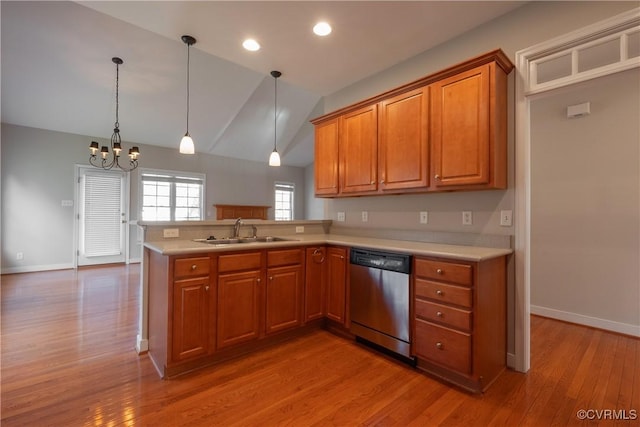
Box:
349, 247, 412, 359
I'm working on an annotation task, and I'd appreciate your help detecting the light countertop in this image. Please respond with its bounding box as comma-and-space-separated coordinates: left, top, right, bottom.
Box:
144, 234, 512, 262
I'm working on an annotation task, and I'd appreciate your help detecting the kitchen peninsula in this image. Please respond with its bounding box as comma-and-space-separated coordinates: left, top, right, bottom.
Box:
141, 219, 511, 392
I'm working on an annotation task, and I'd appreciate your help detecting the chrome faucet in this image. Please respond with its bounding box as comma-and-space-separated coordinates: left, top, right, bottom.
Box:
233, 217, 243, 238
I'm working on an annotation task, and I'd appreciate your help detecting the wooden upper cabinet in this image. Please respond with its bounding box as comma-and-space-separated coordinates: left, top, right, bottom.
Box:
339, 104, 378, 194
430, 62, 507, 190
314, 118, 340, 196
311, 49, 512, 197
378, 87, 429, 192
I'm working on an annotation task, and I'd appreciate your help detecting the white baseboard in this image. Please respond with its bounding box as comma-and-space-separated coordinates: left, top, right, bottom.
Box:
507, 352, 516, 369
531, 305, 640, 337
1, 263, 74, 275
128, 258, 141, 264
136, 335, 149, 354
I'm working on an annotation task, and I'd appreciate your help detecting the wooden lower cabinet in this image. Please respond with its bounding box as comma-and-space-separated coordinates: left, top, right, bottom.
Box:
304, 246, 326, 322
217, 269, 262, 349
412, 255, 506, 393
325, 246, 348, 324
172, 276, 214, 362
265, 248, 304, 334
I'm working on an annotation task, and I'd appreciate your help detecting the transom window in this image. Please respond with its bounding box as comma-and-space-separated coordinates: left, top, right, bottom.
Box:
140, 169, 205, 221
274, 182, 294, 221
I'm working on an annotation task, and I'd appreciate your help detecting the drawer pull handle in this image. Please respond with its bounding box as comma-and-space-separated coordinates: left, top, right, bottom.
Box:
436, 290, 443, 296
436, 342, 443, 350
435, 174, 441, 181
191, 264, 197, 270
436, 268, 443, 274
436, 311, 443, 317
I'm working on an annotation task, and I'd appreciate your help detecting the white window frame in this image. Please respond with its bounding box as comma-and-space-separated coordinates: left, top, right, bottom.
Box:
139, 168, 205, 222
274, 182, 295, 221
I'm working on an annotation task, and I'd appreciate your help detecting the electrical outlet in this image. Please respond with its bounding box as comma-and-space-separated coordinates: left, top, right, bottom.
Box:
61, 200, 73, 207
500, 210, 513, 226
337, 212, 345, 222
361, 211, 368, 222
295, 226, 304, 233
163, 228, 180, 238
419, 211, 429, 224
462, 211, 473, 226
16, 252, 23, 260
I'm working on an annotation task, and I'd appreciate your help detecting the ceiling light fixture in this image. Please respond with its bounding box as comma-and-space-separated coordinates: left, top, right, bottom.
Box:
179, 35, 196, 154
243, 38, 260, 51
269, 70, 282, 167
313, 22, 332, 36
89, 57, 140, 172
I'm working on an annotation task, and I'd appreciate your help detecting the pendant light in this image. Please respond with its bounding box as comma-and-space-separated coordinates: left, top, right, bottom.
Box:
89, 57, 140, 171
179, 35, 196, 154
269, 70, 282, 167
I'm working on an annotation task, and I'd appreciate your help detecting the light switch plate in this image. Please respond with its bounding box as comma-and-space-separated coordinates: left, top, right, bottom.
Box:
337, 212, 345, 222
419, 211, 429, 224
500, 210, 513, 226
163, 228, 180, 238
295, 226, 304, 233
361, 211, 368, 222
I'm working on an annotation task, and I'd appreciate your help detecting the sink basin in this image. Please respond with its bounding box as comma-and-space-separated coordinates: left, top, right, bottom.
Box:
193, 236, 294, 245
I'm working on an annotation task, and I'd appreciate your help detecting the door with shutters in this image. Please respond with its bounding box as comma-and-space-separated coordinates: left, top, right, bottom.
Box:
77, 167, 128, 266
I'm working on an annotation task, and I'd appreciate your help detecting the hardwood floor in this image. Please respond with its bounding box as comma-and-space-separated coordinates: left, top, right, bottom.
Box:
1, 265, 638, 426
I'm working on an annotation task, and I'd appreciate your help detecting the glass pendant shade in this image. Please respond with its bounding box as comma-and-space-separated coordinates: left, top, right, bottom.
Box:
180, 133, 195, 154
269, 149, 281, 167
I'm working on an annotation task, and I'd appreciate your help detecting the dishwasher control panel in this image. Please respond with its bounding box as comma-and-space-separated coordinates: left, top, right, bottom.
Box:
350, 248, 411, 274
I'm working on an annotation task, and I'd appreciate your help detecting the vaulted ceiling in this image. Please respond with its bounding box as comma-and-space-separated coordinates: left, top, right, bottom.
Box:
1, 1, 525, 167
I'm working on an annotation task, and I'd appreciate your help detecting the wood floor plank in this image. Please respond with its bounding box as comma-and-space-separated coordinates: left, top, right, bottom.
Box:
2, 266, 639, 426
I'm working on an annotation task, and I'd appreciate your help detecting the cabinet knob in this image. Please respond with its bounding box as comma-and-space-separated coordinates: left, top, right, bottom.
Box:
436, 311, 443, 317
205, 285, 209, 291
380, 180, 385, 184
269, 276, 273, 281
436, 290, 443, 296
257, 278, 261, 283
191, 264, 197, 270
340, 255, 345, 259
370, 181, 375, 185
436, 268, 443, 274
434, 174, 441, 181
436, 342, 444, 350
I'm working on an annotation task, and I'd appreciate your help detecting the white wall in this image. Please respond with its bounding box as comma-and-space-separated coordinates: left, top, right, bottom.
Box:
1, 124, 306, 273
530, 69, 640, 335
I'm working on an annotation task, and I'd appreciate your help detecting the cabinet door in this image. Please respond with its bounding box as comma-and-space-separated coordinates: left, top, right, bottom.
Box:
340, 105, 378, 194
172, 276, 212, 362
379, 87, 429, 191
217, 270, 262, 349
304, 246, 326, 322
431, 64, 490, 188
326, 247, 347, 324
265, 265, 303, 334
315, 118, 340, 196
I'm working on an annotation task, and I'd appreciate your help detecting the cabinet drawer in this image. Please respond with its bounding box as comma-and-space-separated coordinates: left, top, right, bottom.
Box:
174, 257, 210, 278
268, 248, 303, 267
414, 319, 471, 374
218, 252, 262, 273
414, 258, 472, 286
415, 278, 472, 308
415, 299, 472, 331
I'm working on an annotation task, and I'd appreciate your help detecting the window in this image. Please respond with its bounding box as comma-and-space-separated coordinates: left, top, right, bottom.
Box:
140, 169, 205, 221
274, 182, 294, 221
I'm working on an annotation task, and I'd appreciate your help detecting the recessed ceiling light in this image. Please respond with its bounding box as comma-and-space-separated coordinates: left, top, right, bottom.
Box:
242, 39, 260, 51
313, 22, 332, 37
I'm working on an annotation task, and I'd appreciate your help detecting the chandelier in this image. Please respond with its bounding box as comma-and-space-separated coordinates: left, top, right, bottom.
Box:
89, 57, 140, 171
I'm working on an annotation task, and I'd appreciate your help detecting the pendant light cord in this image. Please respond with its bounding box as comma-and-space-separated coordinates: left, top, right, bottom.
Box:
186, 43, 190, 134
114, 62, 119, 129
273, 75, 277, 150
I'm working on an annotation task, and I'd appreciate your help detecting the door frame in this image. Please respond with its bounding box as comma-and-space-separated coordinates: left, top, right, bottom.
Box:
514, 7, 640, 373
74, 164, 131, 268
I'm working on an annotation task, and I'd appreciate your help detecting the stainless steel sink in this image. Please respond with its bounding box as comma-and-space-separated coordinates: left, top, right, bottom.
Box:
193, 236, 294, 245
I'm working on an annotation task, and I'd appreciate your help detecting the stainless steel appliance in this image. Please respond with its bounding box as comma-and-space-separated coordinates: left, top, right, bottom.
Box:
349, 248, 412, 358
